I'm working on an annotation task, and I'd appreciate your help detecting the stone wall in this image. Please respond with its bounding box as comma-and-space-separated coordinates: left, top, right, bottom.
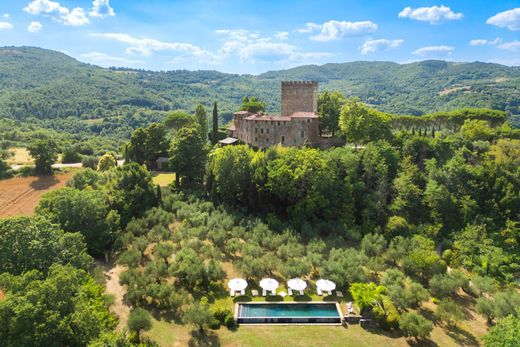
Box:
281, 81, 318, 117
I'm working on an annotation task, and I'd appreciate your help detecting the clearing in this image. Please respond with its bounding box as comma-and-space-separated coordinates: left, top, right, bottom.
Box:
0, 172, 75, 217
152, 172, 176, 187
5, 147, 33, 166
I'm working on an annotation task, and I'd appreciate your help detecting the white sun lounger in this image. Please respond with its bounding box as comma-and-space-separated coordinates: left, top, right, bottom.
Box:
317, 288, 323, 295
288, 288, 293, 295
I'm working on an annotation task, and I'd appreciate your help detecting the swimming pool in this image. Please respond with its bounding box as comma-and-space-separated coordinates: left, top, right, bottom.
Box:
236, 302, 342, 324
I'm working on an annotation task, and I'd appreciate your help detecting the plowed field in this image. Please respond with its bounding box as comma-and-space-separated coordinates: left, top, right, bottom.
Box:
0, 172, 74, 217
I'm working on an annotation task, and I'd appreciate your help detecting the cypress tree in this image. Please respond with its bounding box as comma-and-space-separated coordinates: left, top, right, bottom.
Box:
212, 102, 219, 145
156, 185, 162, 205
431, 127, 435, 137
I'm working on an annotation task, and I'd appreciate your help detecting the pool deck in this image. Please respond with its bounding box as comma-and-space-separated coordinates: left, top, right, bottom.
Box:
234, 301, 344, 325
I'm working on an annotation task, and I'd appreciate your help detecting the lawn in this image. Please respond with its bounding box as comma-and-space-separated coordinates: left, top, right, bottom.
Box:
152, 172, 176, 187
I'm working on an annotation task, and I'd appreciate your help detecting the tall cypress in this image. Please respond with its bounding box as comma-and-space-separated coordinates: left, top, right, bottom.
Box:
212, 101, 219, 144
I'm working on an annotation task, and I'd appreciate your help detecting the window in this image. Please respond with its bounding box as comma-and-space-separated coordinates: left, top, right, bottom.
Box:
281, 136, 285, 144
255, 137, 257, 142
277, 122, 280, 126
307, 119, 311, 124
261, 128, 264, 134
267, 138, 269, 142
301, 131, 304, 138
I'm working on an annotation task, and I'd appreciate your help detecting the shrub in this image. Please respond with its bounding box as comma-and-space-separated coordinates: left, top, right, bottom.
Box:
224, 313, 236, 328
213, 308, 232, 323
82, 156, 99, 170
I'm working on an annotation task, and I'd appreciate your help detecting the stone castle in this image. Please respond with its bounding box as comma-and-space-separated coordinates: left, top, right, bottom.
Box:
226, 81, 321, 148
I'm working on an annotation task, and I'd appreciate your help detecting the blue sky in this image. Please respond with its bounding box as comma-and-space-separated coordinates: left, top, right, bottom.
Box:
0, 0, 519, 74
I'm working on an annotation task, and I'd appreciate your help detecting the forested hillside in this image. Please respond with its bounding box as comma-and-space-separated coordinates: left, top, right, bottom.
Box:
1, 46, 519, 151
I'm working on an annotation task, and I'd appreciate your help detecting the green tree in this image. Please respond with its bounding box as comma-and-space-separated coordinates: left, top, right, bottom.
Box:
36, 187, 120, 257
127, 123, 169, 169
164, 111, 196, 132
169, 126, 207, 187
195, 104, 208, 142
317, 90, 346, 136
183, 301, 215, 333
461, 119, 494, 141
0, 216, 91, 275
436, 299, 464, 327
239, 96, 265, 114
349, 282, 386, 313
484, 310, 520, 347
102, 163, 159, 226
399, 312, 433, 341
212, 102, 218, 145
0, 264, 116, 347
476, 297, 496, 324
127, 308, 152, 342
339, 97, 392, 148
28, 138, 59, 175
0, 153, 12, 179
98, 153, 117, 171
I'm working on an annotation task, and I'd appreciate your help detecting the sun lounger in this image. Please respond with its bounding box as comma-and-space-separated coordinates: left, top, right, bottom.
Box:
271, 290, 276, 296
288, 288, 293, 295
262, 289, 267, 296
299, 290, 304, 295
337, 291, 343, 298
230, 289, 235, 297
252, 290, 259, 297
241, 289, 245, 295
317, 288, 323, 295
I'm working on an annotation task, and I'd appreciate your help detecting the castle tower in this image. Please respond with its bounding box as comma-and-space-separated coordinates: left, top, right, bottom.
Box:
281, 81, 318, 117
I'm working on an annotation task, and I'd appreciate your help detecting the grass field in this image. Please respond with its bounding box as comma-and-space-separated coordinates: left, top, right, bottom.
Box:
152, 172, 176, 187
5, 147, 33, 166
0, 171, 75, 217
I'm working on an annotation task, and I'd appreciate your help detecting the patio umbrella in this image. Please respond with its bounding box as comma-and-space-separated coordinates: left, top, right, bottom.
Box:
287, 278, 307, 292
259, 278, 279, 292
316, 279, 336, 292
227, 278, 248, 292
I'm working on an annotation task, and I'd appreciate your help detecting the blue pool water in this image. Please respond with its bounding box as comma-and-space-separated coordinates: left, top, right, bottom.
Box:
239, 303, 339, 318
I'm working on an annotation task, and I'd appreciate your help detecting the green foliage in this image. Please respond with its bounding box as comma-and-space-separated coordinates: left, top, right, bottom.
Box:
436, 299, 464, 327
195, 104, 209, 142
349, 282, 386, 312
61, 145, 82, 163
484, 309, 520, 347
0, 264, 116, 347
102, 163, 159, 226
28, 138, 59, 174
82, 156, 99, 170
240, 96, 266, 113
36, 187, 120, 256
183, 301, 215, 333
127, 308, 152, 340
339, 97, 392, 146
169, 126, 207, 187
0, 216, 91, 275
127, 123, 169, 168
399, 312, 433, 340
98, 153, 117, 171
211, 102, 219, 145
461, 119, 494, 141
317, 90, 346, 136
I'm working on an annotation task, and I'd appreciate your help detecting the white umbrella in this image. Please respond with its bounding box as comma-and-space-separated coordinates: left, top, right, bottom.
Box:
287, 278, 307, 291
259, 278, 279, 292
228, 278, 248, 292
316, 279, 336, 292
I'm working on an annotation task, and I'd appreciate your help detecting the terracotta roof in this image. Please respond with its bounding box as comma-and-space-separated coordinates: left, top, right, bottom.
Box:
245, 114, 292, 121
234, 111, 251, 115
291, 112, 318, 118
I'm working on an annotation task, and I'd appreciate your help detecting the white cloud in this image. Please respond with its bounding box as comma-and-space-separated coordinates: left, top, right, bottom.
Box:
0, 22, 13, 30
486, 8, 520, 31
274, 31, 289, 40
498, 40, 520, 52
91, 33, 216, 62
3, 14, 9, 18
298, 20, 378, 41
215, 29, 331, 64
360, 39, 404, 55
399, 5, 462, 24
470, 38, 501, 46
27, 21, 43, 33
81, 52, 143, 66
24, 0, 89, 26
90, 0, 115, 17
413, 45, 454, 56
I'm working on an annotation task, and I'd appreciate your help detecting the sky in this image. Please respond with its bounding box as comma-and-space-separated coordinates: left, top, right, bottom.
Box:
0, 0, 519, 74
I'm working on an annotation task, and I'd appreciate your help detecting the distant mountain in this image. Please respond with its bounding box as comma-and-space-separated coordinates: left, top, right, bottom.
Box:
0, 47, 519, 144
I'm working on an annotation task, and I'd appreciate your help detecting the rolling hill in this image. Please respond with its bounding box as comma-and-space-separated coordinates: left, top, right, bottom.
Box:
0, 46, 519, 150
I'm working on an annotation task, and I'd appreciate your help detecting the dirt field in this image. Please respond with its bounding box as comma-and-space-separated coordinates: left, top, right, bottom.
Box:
0, 172, 75, 217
